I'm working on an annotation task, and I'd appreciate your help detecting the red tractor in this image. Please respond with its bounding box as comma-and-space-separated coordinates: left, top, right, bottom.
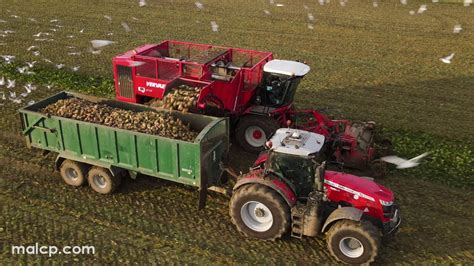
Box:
229, 128, 400, 264
112, 40, 389, 175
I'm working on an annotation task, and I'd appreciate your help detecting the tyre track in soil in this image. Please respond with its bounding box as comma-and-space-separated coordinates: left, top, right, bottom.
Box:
0, 140, 334, 264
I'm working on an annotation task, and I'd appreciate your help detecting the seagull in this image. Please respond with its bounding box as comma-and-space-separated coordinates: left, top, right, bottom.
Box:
67, 35, 75, 38
263, 10, 271, 15
55, 64, 65, 69
28, 17, 37, 22
0, 19, 7, 23
107, 32, 114, 36
1, 55, 15, 63
195, 2, 204, 9
409, 10, 415, 15
49, 28, 58, 32
0, 77, 4, 86
68, 52, 81, 56
276, 3, 285, 7
339, 1, 346, 7
121, 22, 131, 32
26, 61, 36, 68
27, 46, 38, 51
464, 0, 472, 7
319, 0, 325, 5
417, 4, 427, 14
3, 30, 15, 34
32, 51, 40, 56
453, 24, 462, 33
104, 15, 112, 21
24, 83, 36, 93
381, 152, 430, 169
400, 0, 407, 5
17, 67, 28, 74
10, 97, 22, 104
79, 28, 85, 33
11, 15, 20, 19
9, 91, 16, 98
0, 92, 5, 100
72, 66, 80, 72
91, 40, 115, 49
33, 32, 43, 37
432, 0, 439, 2
308, 13, 314, 21
50, 19, 59, 23
132, 17, 139, 21
27, 100, 35, 105
20, 92, 28, 98
373, 1, 378, 7
43, 58, 53, 63
90, 49, 102, 55
304, 4, 309, 9
308, 23, 314, 30
7, 79, 15, 88
139, 0, 146, 7
440, 53, 454, 64
67, 46, 77, 49
211, 21, 219, 32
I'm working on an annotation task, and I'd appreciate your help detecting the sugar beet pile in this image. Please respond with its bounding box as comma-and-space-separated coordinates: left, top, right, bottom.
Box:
41, 98, 198, 141
146, 85, 200, 112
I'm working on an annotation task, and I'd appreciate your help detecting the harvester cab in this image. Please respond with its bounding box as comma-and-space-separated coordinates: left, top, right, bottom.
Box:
258, 60, 310, 107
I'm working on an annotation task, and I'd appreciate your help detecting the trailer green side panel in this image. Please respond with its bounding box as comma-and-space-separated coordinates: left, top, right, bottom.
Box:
19, 91, 229, 189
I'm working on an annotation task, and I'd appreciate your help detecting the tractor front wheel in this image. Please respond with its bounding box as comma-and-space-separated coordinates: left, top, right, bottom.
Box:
229, 184, 290, 240
235, 116, 279, 153
326, 220, 381, 264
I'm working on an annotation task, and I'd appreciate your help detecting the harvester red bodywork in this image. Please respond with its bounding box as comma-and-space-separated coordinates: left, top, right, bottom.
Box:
112, 40, 383, 172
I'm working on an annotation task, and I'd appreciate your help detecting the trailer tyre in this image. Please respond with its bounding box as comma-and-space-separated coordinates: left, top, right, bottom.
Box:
87, 167, 121, 194
326, 220, 380, 264
59, 160, 87, 187
230, 184, 290, 240
236, 116, 279, 153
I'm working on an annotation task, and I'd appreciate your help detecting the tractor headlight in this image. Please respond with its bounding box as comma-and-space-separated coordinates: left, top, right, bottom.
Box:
379, 199, 393, 206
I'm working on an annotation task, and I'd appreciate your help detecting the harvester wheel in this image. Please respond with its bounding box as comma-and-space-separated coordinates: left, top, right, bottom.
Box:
326, 220, 380, 264
235, 116, 279, 153
59, 160, 88, 187
87, 167, 121, 194
229, 184, 290, 240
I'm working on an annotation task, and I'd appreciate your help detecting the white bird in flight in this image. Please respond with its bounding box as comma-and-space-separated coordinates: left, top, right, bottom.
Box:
440, 53, 454, 64
195, 2, 204, 9
139, 0, 146, 7
121, 22, 131, 32
381, 152, 430, 169
417, 4, 427, 14
91, 40, 115, 49
7, 79, 15, 89
400, 0, 407, 5
453, 24, 462, 34
211, 21, 219, 32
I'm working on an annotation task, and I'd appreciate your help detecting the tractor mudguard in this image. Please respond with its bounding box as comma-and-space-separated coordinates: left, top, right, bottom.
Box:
233, 176, 297, 207
321, 206, 364, 233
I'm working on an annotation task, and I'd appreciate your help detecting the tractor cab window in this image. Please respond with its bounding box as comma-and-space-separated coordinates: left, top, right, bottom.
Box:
266, 152, 315, 197
259, 72, 301, 107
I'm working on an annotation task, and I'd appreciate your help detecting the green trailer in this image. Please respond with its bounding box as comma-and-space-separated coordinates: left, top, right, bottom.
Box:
19, 91, 229, 207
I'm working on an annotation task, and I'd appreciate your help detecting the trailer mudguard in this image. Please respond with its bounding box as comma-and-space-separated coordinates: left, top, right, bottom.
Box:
321, 206, 364, 233
233, 175, 297, 206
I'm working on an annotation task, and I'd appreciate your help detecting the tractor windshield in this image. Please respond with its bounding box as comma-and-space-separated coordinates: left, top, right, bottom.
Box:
259, 72, 302, 107
266, 151, 315, 197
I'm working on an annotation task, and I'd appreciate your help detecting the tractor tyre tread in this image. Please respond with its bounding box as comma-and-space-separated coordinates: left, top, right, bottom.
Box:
229, 184, 290, 240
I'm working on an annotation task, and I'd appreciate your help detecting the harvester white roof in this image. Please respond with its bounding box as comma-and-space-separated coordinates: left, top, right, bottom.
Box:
263, 60, 310, 77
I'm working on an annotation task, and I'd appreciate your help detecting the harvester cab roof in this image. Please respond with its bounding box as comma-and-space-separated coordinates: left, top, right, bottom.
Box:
267, 128, 325, 157
263, 60, 310, 77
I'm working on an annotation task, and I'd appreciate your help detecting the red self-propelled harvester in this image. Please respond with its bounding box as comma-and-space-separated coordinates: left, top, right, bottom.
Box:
112, 40, 389, 175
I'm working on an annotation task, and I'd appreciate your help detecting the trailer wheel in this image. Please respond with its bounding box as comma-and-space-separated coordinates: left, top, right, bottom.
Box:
229, 184, 290, 240
235, 116, 279, 153
59, 160, 87, 187
87, 167, 121, 194
326, 220, 380, 264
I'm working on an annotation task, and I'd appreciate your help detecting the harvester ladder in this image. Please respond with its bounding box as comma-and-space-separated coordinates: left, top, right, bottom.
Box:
291, 208, 305, 239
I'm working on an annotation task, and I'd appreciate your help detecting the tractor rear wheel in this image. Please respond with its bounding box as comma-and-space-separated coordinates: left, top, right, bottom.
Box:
59, 160, 88, 187
326, 220, 381, 264
235, 116, 279, 153
229, 184, 290, 240
87, 167, 121, 194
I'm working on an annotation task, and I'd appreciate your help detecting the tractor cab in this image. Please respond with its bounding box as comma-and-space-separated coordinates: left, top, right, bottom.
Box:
258, 60, 310, 107
264, 128, 325, 197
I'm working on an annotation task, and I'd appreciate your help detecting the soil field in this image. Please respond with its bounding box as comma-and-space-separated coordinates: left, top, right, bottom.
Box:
1, 0, 473, 264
